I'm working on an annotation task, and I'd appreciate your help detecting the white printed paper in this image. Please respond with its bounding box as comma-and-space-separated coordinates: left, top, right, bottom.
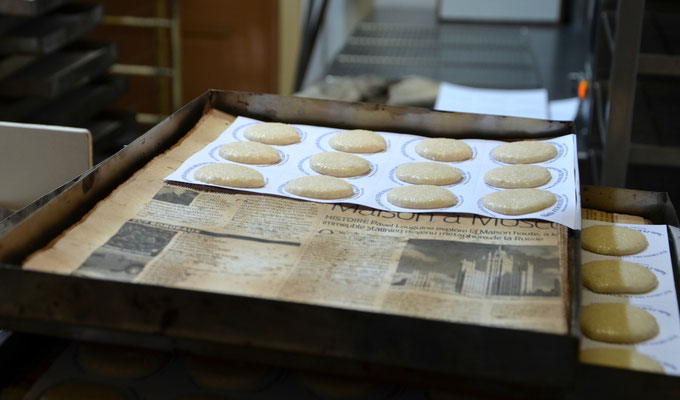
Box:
549, 97, 580, 122
166, 116, 580, 229
581, 220, 680, 376
435, 82, 549, 119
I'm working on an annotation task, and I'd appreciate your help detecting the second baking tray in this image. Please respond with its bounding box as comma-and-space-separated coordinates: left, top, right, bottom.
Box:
572, 186, 680, 398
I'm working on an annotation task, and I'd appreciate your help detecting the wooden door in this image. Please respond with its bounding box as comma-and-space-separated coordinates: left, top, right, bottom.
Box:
81, 0, 279, 115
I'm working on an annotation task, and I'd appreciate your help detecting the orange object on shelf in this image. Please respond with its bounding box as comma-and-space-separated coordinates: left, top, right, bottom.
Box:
578, 80, 589, 99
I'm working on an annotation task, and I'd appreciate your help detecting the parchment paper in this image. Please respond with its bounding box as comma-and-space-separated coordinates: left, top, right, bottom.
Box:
166, 116, 580, 229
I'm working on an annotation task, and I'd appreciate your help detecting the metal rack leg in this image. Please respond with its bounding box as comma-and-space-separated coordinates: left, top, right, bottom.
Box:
601, 0, 645, 187
170, 0, 182, 110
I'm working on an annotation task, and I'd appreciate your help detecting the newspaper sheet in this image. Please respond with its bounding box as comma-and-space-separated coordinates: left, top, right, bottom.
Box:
24, 110, 569, 335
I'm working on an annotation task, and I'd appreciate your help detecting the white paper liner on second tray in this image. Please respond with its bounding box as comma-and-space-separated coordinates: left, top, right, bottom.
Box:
580, 220, 680, 376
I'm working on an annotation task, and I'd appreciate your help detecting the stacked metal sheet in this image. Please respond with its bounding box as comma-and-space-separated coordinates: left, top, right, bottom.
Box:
0, 0, 132, 156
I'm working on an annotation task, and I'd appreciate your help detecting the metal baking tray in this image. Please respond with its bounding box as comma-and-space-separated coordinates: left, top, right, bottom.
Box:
0, 90, 579, 396
0, 93, 46, 121
0, 54, 36, 80
0, 41, 117, 98
28, 74, 127, 126
0, 3, 102, 55
572, 186, 680, 398
0, 0, 69, 17
0, 74, 126, 124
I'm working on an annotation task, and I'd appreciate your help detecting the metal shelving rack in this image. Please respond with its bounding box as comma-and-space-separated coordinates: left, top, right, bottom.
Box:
591, 0, 680, 187
0, 0, 130, 133
102, 0, 181, 125
328, 18, 541, 90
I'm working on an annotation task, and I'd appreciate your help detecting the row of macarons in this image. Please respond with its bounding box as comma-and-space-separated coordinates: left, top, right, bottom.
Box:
579, 225, 666, 373
220, 139, 556, 188
194, 162, 558, 215
234, 122, 560, 164
193, 161, 558, 214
